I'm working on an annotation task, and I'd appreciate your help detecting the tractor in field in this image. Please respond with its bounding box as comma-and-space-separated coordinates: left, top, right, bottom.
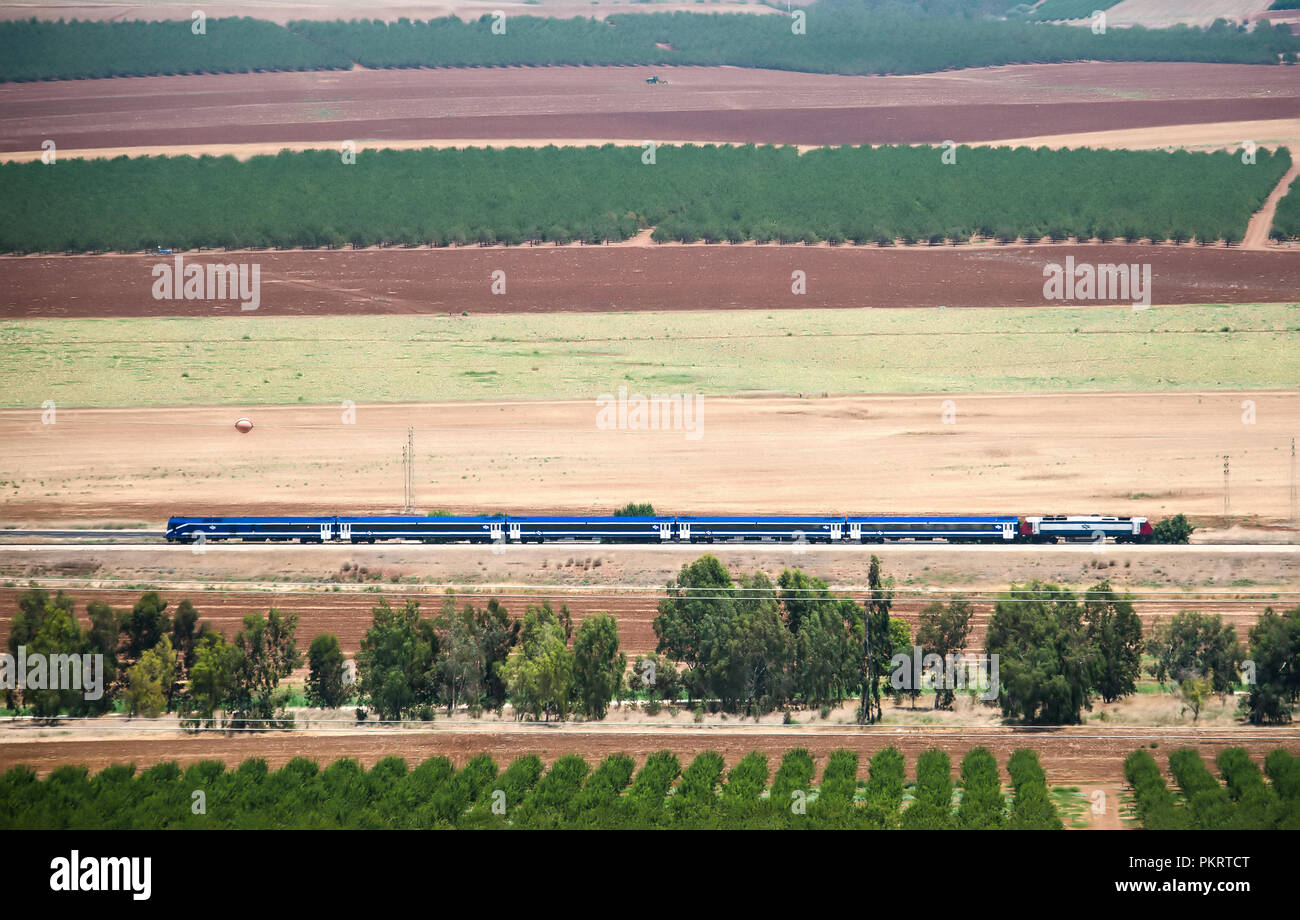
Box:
645, 75, 668, 86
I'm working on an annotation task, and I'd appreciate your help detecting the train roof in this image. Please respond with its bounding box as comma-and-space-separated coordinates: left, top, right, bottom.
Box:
507, 516, 673, 523
1026, 515, 1142, 521
845, 515, 1019, 523
167, 515, 335, 523
334, 515, 503, 523
168, 514, 1025, 524
675, 516, 843, 523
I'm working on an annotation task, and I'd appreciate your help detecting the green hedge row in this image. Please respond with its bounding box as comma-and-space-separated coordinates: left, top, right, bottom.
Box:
1006, 748, 1064, 829
902, 748, 956, 828
1125, 747, 1300, 830
958, 746, 1006, 829
0, 17, 349, 82
3, 8, 1298, 83
0, 746, 1065, 830
1124, 748, 1188, 829
1025, 0, 1119, 22
1265, 749, 1300, 799
3, 144, 1288, 253
1271, 179, 1300, 241
289, 11, 1300, 75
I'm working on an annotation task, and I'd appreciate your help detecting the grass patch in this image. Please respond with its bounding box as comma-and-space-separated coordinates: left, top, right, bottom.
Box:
1, 303, 1296, 407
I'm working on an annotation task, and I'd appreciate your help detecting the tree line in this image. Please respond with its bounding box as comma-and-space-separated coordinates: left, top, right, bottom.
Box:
3, 8, 1297, 83
815, 0, 1016, 17
1124, 747, 1300, 829
0, 17, 348, 82
1024, 0, 1118, 22
0, 744, 1062, 829
2, 145, 1288, 253
4, 586, 302, 727
991, 587, 1299, 726
1273, 181, 1300, 241
348, 596, 625, 723
653, 555, 1298, 726
6, 560, 1295, 726
258, 11, 1300, 76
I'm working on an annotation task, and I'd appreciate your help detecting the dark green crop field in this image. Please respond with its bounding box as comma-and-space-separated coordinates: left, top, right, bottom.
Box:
2, 6, 1297, 82
1, 144, 1288, 252
0, 745, 1063, 830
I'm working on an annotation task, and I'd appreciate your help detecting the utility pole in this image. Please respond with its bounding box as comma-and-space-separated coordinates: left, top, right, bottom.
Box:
408, 426, 415, 513
1290, 437, 1296, 532
401, 444, 409, 513
1223, 454, 1230, 521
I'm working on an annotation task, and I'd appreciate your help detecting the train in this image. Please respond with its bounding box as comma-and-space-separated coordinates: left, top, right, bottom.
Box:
165, 513, 1153, 545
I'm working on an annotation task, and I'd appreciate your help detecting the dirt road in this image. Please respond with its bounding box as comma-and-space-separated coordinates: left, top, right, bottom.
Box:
3, 393, 1296, 527
2, 722, 1295, 785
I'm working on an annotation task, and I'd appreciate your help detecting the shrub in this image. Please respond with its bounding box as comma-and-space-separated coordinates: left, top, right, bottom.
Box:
1006, 748, 1062, 830
957, 747, 1005, 829
1151, 514, 1195, 544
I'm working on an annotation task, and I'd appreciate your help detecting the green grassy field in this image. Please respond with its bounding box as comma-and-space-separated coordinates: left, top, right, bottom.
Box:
1, 303, 1297, 407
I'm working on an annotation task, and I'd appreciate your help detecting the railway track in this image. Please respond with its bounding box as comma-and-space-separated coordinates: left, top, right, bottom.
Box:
0, 537, 1296, 551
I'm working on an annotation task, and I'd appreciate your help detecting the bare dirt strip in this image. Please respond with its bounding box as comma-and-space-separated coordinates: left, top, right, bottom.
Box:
3, 245, 1299, 318
2, 393, 1297, 527
982, 118, 1300, 155
13, 122, 1300, 164
1, 724, 1295, 785
1108, 0, 1274, 28
2, 62, 1297, 153
1245, 160, 1300, 250
11, 117, 1298, 165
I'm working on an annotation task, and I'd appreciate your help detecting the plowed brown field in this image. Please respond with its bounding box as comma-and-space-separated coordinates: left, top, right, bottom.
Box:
4, 245, 1299, 318
3, 62, 1296, 153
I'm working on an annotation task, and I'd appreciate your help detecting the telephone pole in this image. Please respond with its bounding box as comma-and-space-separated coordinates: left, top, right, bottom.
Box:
407, 427, 415, 512
1223, 454, 1230, 521
401, 444, 409, 513
1290, 437, 1296, 532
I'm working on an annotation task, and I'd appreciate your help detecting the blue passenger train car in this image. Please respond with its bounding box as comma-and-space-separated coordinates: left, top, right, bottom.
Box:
335, 516, 503, 543
165, 516, 336, 543
674, 516, 843, 543
163, 512, 1148, 545
507, 516, 673, 543
845, 515, 1019, 542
